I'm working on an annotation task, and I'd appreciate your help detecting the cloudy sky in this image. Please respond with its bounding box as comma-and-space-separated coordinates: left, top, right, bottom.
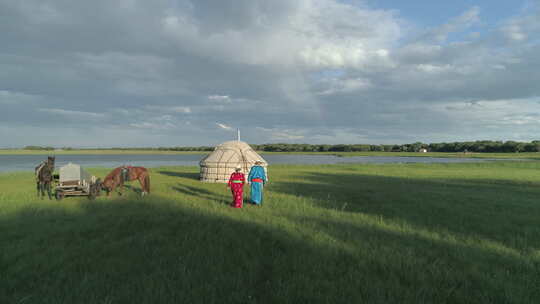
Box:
1, 0, 539, 147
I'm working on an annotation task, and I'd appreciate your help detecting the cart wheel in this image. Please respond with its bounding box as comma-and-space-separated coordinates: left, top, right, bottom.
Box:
88, 184, 99, 200
55, 191, 64, 201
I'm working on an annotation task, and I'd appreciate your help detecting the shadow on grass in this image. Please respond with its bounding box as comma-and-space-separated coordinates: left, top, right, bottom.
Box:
121, 184, 142, 195
270, 171, 540, 252
172, 183, 228, 204
158, 170, 200, 180
1, 195, 538, 304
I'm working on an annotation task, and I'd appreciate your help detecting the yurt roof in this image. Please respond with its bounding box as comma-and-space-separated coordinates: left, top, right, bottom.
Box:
199, 141, 267, 165
199, 140, 268, 183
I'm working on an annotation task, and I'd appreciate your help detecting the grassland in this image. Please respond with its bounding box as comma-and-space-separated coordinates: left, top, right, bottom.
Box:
1, 162, 540, 303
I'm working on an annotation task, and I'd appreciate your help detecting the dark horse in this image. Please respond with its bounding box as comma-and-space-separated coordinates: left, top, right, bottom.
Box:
102, 166, 150, 196
35, 156, 55, 199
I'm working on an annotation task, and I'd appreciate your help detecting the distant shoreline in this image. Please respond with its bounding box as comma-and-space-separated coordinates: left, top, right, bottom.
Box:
0, 149, 208, 155
0, 149, 538, 159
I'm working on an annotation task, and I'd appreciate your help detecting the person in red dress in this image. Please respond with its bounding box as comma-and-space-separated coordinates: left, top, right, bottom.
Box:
227, 166, 245, 208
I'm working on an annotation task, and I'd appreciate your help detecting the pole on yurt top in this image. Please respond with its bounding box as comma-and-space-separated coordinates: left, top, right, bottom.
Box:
237, 128, 241, 142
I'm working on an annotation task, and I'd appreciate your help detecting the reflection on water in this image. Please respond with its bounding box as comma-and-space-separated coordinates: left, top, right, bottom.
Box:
0, 153, 494, 172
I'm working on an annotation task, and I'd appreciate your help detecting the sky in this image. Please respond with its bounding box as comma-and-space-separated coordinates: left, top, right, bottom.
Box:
1, 0, 539, 147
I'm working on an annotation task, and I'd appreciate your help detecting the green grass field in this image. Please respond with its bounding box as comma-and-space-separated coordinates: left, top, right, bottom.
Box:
1, 162, 540, 303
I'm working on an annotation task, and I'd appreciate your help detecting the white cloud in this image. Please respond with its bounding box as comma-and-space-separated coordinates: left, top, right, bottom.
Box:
172, 106, 192, 113
502, 24, 527, 41
317, 77, 372, 95
435, 98, 540, 130
271, 132, 305, 140
128, 114, 179, 130
299, 46, 393, 69
501, 115, 540, 125
499, 7, 540, 43
254, 127, 305, 141
38, 108, 105, 119
208, 95, 231, 102
161, 0, 401, 69
421, 6, 480, 43
216, 123, 233, 130
129, 121, 176, 130
414, 64, 474, 75
0, 90, 38, 104
144, 105, 192, 114
16, 2, 65, 25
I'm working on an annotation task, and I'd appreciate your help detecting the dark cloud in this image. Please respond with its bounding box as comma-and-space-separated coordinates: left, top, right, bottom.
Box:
0, 0, 539, 147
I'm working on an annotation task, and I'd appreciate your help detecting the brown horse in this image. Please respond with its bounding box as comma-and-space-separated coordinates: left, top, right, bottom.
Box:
102, 166, 150, 196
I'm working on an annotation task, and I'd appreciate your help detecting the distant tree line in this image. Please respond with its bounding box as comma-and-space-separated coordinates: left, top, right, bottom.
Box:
423, 141, 540, 153
23, 140, 540, 153
23, 146, 56, 151
162, 140, 540, 153
251, 141, 540, 153
23, 146, 75, 151
120, 147, 215, 152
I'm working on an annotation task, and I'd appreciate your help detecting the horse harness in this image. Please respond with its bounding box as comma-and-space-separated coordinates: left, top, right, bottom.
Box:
35, 161, 46, 178
35, 161, 53, 180
121, 166, 132, 183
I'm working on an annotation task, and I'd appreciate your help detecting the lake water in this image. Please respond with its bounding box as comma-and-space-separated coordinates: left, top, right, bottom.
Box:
0, 154, 496, 173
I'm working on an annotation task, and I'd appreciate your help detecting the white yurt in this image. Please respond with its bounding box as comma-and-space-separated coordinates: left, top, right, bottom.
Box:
199, 140, 268, 183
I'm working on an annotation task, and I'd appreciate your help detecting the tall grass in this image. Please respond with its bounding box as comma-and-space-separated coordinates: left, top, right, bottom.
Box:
1, 162, 539, 303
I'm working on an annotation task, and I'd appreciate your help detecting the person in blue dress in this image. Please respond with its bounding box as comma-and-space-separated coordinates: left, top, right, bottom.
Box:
248, 161, 267, 205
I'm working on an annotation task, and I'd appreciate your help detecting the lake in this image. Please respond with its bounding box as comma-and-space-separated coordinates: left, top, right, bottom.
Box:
0, 154, 497, 173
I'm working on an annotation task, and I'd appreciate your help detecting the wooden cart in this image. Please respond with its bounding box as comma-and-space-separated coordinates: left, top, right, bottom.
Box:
55, 163, 101, 200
